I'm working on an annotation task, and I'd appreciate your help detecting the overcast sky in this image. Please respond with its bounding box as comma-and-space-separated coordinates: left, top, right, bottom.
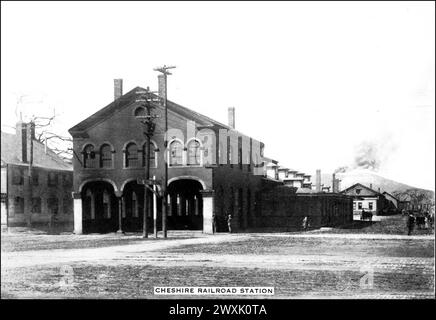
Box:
1, 1, 435, 190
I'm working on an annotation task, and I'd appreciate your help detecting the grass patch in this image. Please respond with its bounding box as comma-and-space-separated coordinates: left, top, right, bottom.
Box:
322, 215, 434, 235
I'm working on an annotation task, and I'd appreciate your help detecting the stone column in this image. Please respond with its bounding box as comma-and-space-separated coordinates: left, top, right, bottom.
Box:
72, 192, 82, 234
1, 196, 7, 230
200, 189, 214, 234
115, 191, 124, 234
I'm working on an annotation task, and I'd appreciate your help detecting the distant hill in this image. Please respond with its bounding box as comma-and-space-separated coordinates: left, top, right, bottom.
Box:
313, 169, 434, 202
337, 169, 432, 194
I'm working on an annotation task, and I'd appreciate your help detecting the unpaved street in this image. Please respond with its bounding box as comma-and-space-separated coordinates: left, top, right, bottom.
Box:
1, 231, 434, 299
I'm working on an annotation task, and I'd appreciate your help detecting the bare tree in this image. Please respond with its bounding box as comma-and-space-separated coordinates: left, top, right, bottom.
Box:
393, 189, 434, 212
31, 111, 73, 161
29, 113, 72, 231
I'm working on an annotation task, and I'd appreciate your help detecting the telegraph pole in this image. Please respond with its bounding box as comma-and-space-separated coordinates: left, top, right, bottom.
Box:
27, 121, 34, 228
136, 88, 159, 238
154, 65, 175, 239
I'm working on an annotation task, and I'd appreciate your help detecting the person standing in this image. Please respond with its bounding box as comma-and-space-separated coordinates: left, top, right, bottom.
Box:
302, 216, 308, 231
212, 213, 217, 234
424, 214, 430, 229
227, 214, 232, 233
407, 212, 415, 236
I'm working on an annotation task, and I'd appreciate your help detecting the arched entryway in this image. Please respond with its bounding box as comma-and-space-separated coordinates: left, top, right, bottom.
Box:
81, 181, 118, 233
121, 180, 161, 232
167, 179, 203, 230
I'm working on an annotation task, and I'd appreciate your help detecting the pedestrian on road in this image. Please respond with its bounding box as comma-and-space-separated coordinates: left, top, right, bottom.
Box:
407, 212, 415, 236
429, 212, 434, 229
212, 213, 217, 234
227, 214, 232, 233
302, 216, 308, 231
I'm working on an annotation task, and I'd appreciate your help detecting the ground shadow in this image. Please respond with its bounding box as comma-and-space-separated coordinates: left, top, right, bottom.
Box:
337, 220, 377, 229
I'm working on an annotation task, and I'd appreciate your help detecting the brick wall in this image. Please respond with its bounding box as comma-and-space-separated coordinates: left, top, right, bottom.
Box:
254, 186, 353, 231
6, 164, 74, 229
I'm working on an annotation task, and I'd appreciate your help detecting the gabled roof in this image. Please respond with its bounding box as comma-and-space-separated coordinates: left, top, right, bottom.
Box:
1, 131, 72, 171
69, 86, 263, 144
340, 183, 383, 196
382, 191, 399, 201
266, 162, 279, 168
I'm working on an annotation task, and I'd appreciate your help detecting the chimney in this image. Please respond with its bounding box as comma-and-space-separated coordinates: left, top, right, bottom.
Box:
315, 169, 321, 192
332, 173, 337, 193
29, 121, 35, 140
114, 79, 123, 100
158, 74, 166, 99
16, 121, 28, 163
370, 183, 373, 190
228, 107, 235, 129
378, 187, 381, 193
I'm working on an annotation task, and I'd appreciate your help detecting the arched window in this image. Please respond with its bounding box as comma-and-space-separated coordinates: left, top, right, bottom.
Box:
100, 144, 112, 168
125, 142, 139, 167
187, 140, 201, 165
169, 141, 183, 166
142, 141, 157, 168
134, 106, 146, 117
83, 144, 96, 168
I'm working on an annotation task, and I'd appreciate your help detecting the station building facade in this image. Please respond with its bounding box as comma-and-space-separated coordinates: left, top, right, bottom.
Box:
69, 80, 273, 234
